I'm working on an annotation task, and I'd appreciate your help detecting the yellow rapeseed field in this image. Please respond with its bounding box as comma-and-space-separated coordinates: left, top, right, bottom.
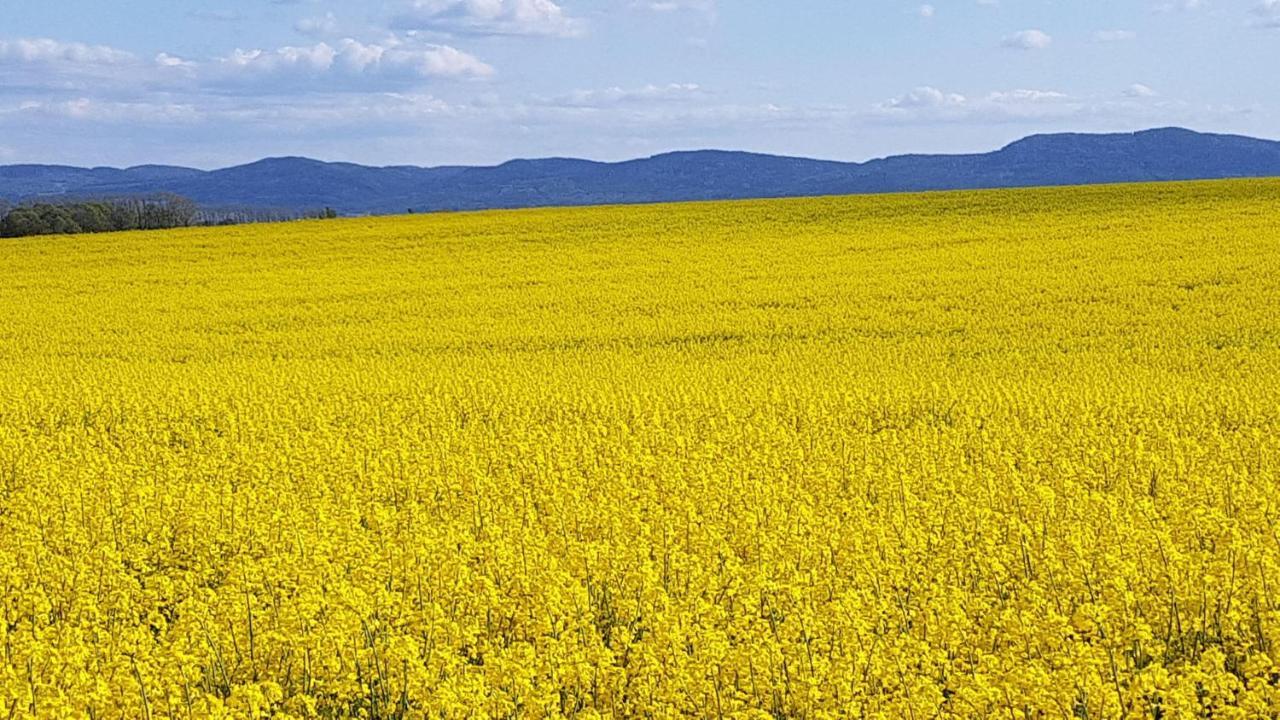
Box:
2, 180, 1280, 719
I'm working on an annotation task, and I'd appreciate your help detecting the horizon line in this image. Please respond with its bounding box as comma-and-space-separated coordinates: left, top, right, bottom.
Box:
3, 125, 1274, 174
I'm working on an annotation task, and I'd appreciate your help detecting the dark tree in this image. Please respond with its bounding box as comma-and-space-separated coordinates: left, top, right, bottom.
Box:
1, 195, 335, 238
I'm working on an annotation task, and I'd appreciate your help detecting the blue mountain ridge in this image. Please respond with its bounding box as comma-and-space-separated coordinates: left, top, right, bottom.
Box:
3, 127, 1279, 215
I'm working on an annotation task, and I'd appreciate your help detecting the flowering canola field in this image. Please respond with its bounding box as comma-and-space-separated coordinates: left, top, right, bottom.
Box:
2, 180, 1280, 719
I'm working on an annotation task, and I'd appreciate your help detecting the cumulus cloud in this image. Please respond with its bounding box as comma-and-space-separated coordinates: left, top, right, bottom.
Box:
877, 86, 966, 111
0, 38, 135, 66
0, 38, 163, 95
391, 0, 586, 38
209, 39, 493, 89
919, 5, 936, 18
1002, 29, 1052, 49
0, 35, 493, 97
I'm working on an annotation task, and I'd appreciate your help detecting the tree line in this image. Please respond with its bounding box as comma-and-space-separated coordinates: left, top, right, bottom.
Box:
0, 195, 339, 238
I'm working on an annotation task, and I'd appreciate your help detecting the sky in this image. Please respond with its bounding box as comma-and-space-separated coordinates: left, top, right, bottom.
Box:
0, 0, 1277, 168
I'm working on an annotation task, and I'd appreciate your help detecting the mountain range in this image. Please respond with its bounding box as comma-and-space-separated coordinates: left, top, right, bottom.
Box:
3, 127, 1280, 215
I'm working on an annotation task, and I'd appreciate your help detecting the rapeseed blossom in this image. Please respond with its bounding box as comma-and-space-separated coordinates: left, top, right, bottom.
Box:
1, 180, 1279, 717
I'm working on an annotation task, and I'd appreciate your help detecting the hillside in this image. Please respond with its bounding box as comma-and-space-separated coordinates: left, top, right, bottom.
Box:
3, 127, 1280, 214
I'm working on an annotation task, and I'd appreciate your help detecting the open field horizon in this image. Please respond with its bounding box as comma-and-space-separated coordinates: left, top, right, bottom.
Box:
3, 178, 1280, 717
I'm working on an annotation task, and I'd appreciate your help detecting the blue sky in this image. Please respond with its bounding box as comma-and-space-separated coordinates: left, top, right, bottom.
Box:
0, 0, 1276, 168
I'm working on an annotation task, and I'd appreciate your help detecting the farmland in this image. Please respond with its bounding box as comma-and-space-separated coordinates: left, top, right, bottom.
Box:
2, 180, 1280, 718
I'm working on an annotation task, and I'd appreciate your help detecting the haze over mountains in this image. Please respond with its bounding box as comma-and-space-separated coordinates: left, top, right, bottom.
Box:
3, 128, 1280, 216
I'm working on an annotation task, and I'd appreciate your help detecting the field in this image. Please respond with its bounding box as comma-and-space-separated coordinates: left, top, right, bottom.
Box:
2, 180, 1280, 719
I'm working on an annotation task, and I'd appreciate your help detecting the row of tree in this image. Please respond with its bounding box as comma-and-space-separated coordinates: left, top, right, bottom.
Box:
202, 206, 339, 226
0, 195, 339, 238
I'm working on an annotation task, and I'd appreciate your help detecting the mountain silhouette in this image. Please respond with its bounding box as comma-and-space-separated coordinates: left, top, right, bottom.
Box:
3, 128, 1279, 215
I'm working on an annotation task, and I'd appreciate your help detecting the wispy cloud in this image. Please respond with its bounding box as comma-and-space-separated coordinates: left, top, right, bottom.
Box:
1156, 0, 1204, 13
390, 0, 586, 38
1252, 0, 1280, 27
1094, 29, 1137, 42
187, 10, 244, 23
871, 86, 1130, 124
295, 13, 341, 38
540, 83, 703, 108
8, 97, 203, 124
637, 0, 717, 15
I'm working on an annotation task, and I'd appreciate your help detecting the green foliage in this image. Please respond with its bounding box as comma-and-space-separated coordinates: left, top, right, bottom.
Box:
0, 195, 200, 238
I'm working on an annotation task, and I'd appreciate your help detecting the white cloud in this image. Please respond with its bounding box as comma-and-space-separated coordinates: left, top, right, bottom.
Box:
986, 89, 1069, 103
642, 0, 713, 10
877, 86, 966, 111
1156, 0, 1204, 12
866, 82, 1191, 129
0, 35, 494, 99
1253, 0, 1280, 27
879, 88, 1073, 114
876, 87, 1071, 116
296, 13, 341, 38
0, 91, 470, 138
0, 38, 135, 66
919, 4, 936, 19
209, 39, 494, 89
542, 82, 702, 108
873, 86, 1089, 123
188, 10, 244, 23
1002, 29, 1052, 49
0, 38, 163, 95
391, 0, 586, 38
1094, 29, 1136, 42
209, 92, 459, 126
217, 44, 338, 76
155, 53, 196, 70
12, 97, 203, 124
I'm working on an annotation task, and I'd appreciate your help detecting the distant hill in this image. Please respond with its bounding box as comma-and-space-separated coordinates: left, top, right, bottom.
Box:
3, 127, 1280, 215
